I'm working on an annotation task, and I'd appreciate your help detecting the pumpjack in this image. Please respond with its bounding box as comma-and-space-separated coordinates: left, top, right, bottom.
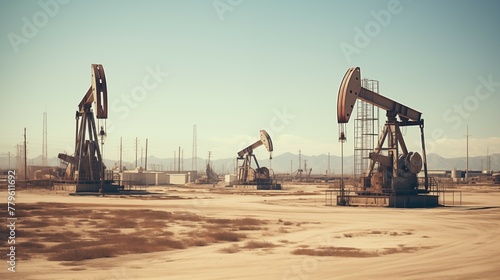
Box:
337, 67, 438, 206
58, 64, 117, 192
235, 130, 281, 190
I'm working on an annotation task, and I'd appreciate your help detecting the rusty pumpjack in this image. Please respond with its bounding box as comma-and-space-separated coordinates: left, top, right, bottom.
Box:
337, 67, 432, 198
58, 64, 118, 192
235, 130, 281, 190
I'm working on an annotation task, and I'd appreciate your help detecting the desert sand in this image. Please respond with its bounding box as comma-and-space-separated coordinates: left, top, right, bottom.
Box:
1, 183, 499, 280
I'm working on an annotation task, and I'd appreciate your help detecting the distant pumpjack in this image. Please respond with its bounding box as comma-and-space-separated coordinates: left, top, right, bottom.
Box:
337, 67, 429, 194
236, 130, 281, 190
58, 64, 109, 187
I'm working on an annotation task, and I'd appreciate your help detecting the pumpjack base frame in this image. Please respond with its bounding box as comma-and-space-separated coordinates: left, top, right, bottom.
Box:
339, 194, 439, 208
232, 183, 282, 190
74, 180, 121, 192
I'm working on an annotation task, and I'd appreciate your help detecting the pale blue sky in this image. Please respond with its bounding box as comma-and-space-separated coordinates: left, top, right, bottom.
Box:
1, 0, 499, 163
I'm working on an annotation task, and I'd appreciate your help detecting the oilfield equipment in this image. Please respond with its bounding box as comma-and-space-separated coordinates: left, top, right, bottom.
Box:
336, 67, 438, 207
58, 64, 118, 192
234, 130, 281, 190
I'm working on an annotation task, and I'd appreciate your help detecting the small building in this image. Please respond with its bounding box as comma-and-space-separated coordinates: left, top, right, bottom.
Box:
120, 169, 197, 186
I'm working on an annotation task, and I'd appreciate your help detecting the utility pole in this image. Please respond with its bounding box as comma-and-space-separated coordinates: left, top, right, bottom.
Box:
328, 152, 331, 176
298, 150, 302, 170
487, 146, 490, 171
465, 125, 471, 182
178, 146, 181, 173
119, 137, 122, 172
135, 137, 138, 169
24, 128, 27, 187
192, 125, 197, 172
145, 138, 148, 171
42, 112, 47, 166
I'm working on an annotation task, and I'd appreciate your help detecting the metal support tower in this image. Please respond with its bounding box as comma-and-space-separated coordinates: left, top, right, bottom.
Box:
42, 112, 48, 166
192, 125, 197, 172
353, 79, 379, 177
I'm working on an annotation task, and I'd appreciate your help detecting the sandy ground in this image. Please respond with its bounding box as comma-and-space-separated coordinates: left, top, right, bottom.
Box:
1, 183, 499, 280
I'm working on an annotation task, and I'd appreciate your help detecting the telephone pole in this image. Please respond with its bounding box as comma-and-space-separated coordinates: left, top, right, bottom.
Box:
465, 125, 471, 182
192, 125, 197, 171
135, 137, 138, 169
119, 137, 123, 172
328, 152, 331, 176
145, 138, 148, 171
24, 128, 28, 187
42, 112, 47, 166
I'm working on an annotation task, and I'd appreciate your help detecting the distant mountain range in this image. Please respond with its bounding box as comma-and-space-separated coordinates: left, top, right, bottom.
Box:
1, 152, 499, 175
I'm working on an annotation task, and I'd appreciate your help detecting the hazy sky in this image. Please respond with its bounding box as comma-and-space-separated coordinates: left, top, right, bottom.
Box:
1, 0, 499, 163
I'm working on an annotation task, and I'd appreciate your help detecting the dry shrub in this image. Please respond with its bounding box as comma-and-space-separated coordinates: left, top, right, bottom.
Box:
208, 218, 233, 225
54, 209, 93, 218
186, 238, 208, 247
370, 230, 383, 234
42, 234, 81, 243
160, 230, 174, 236
109, 209, 173, 221
382, 246, 419, 255
99, 228, 120, 234
115, 242, 157, 254
202, 224, 221, 231
22, 220, 51, 228
139, 219, 166, 229
292, 245, 426, 258
207, 217, 264, 227
292, 246, 378, 257
210, 231, 246, 242
283, 221, 293, 226
22, 241, 47, 253
171, 212, 203, 222
88, 211, 111, 220
243, 240, 275, 249
238, 226, 262, 231
12, 202, 267, 263
49, 246, 115, 261
219, 244, 240, 254
20, 230, 81, 243
51, 240, 99, 252
106, 218, 137, 229
233, 218, 263, 226
152, 238, 186, 249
